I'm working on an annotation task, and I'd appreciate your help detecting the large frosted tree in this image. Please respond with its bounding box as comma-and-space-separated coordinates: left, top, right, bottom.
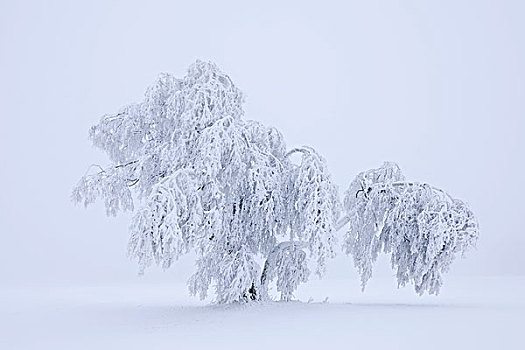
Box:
73, 61, 338, 303
73, 61, 479, 303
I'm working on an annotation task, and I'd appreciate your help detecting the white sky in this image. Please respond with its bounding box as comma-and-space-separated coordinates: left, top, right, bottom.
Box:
1, 0, 524, 286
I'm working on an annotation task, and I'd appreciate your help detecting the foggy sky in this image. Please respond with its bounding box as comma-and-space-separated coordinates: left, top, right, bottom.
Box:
1, 0, 524, 286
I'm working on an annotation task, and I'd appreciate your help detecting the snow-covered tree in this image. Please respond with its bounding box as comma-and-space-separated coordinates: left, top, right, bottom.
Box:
73, 60, 338, 303
340, 162, 479, 295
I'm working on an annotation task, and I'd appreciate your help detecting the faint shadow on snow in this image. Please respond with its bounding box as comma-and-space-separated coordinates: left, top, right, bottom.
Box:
124, 300, 481, 317
341, 302, 479, 309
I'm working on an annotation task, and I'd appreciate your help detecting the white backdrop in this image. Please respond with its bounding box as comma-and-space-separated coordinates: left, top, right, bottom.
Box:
1, 0, 524, 287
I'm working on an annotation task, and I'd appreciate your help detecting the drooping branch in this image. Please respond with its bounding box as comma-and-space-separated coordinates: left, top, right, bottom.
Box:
260, 241, 309, 301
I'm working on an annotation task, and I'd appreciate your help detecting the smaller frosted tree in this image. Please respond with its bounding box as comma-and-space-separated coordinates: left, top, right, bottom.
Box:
341, 162, 479, 295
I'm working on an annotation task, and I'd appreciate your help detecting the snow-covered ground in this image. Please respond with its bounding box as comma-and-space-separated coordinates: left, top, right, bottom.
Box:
2, 276, 523, 349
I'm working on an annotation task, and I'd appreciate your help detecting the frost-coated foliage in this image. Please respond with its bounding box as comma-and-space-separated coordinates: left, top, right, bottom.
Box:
73, 60, 338, 303
285, 148, 339, 276
342, 162, 479, 295
260, 241, 310, 301
73, 61, 479, 303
